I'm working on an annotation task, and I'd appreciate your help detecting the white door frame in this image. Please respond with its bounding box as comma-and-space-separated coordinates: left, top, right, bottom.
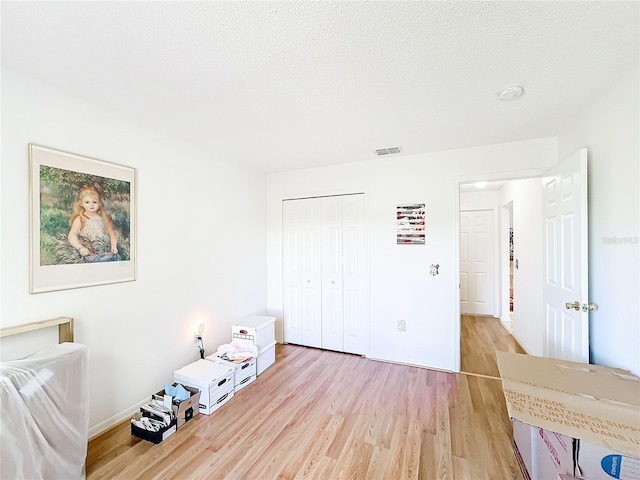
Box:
499, 202, 513, 326
453, 168, 546, 372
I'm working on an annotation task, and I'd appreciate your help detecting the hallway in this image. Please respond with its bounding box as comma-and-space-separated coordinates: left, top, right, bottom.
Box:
460, 314, 526, 378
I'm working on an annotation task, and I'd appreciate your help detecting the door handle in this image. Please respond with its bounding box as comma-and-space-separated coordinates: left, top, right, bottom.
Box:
565, 301, 598, 312
565, 301, 580, 311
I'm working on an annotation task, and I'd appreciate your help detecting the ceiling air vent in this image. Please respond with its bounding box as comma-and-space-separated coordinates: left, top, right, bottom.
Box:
375, 146, 402, 156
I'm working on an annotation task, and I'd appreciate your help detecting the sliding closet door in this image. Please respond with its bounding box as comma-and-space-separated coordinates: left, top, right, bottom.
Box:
342, 194, 369, 355
321, 196, 344, 351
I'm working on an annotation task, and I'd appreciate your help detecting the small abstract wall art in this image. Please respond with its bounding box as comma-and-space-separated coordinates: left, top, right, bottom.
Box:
397, 204, 425, 244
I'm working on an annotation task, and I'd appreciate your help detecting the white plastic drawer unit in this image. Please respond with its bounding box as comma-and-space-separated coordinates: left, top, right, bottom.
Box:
173, 359, 234, 415
232, 315, 276, 351
206, 355, 257, 392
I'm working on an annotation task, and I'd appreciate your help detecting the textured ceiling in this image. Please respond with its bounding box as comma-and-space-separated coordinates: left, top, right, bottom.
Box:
2, 1, 638, 172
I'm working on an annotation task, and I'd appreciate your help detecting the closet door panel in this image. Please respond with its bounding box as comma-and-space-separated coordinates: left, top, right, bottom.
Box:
299, 198, 322, 348
344, 289, 360, 337
323, 288, 343, 350
342, 194, 369, 355
282, 201, 301, 344
321, 196, 344, 351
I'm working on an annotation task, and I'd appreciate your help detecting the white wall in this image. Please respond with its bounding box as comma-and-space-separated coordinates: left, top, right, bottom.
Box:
459, 190, 500, 210
557, 66, 640, 376
500, 179, 543, 356
0, 68, 269, 434
267, 138, 557, 371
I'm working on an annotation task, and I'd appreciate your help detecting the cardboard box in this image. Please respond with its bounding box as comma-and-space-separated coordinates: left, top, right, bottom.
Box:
534, 425, 575, 479
154, 383, 201, 428
576, 441, 640, 479
497, 352, 640, 480
512, 417, 536, 480
130, 412, 177, 444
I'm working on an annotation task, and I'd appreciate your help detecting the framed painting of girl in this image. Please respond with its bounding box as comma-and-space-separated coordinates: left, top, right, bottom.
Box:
29, 144, 136, 293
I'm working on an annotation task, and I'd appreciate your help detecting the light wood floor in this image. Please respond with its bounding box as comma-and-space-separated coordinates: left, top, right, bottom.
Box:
460, 314, 526, 379
87, 343, 524, 480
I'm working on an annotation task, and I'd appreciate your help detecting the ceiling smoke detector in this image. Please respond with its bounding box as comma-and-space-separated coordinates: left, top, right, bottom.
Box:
498, 84, 524, 101
375, 146, 402, 156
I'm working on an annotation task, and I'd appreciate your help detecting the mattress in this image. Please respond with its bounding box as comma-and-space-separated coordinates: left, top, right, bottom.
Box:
1, 342, 90, 479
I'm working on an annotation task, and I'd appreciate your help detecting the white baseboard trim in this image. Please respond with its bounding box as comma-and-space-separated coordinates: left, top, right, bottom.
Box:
510, 331, 533, 355
368, 355, 455, 373
88, 397, 148, 440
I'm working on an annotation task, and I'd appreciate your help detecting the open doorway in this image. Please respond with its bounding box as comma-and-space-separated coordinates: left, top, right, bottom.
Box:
456, 160, 589, 372
459, 179, 531, 377
459, 180, 504, 320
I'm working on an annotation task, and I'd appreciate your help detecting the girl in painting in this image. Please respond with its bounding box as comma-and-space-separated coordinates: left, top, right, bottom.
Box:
68, 186, 120, 262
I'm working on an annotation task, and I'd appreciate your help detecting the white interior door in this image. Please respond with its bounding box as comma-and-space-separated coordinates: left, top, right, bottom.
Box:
542, 148, 589, 362
460, 210, 495, 315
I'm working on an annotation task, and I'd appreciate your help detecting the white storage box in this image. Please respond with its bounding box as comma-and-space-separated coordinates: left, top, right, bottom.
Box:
232, 315, 276, 351
173, 360, 234, 415
206, 355, 256, 392
232, 315, 276, 376
257, 341, 276, 376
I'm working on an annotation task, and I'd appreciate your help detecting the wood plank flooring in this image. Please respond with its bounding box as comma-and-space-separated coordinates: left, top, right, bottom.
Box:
460, 314, 526, 378
87, 342, 524, 480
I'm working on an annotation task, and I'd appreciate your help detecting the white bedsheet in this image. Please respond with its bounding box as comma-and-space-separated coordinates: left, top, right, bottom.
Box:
1, 342, 89, 480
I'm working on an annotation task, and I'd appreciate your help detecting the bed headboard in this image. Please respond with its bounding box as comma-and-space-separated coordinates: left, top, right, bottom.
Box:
0, 317, 74, 343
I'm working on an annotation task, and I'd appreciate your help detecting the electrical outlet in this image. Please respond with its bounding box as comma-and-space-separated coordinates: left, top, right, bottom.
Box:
397, 320, 406, 332
193, 333, 202, 343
